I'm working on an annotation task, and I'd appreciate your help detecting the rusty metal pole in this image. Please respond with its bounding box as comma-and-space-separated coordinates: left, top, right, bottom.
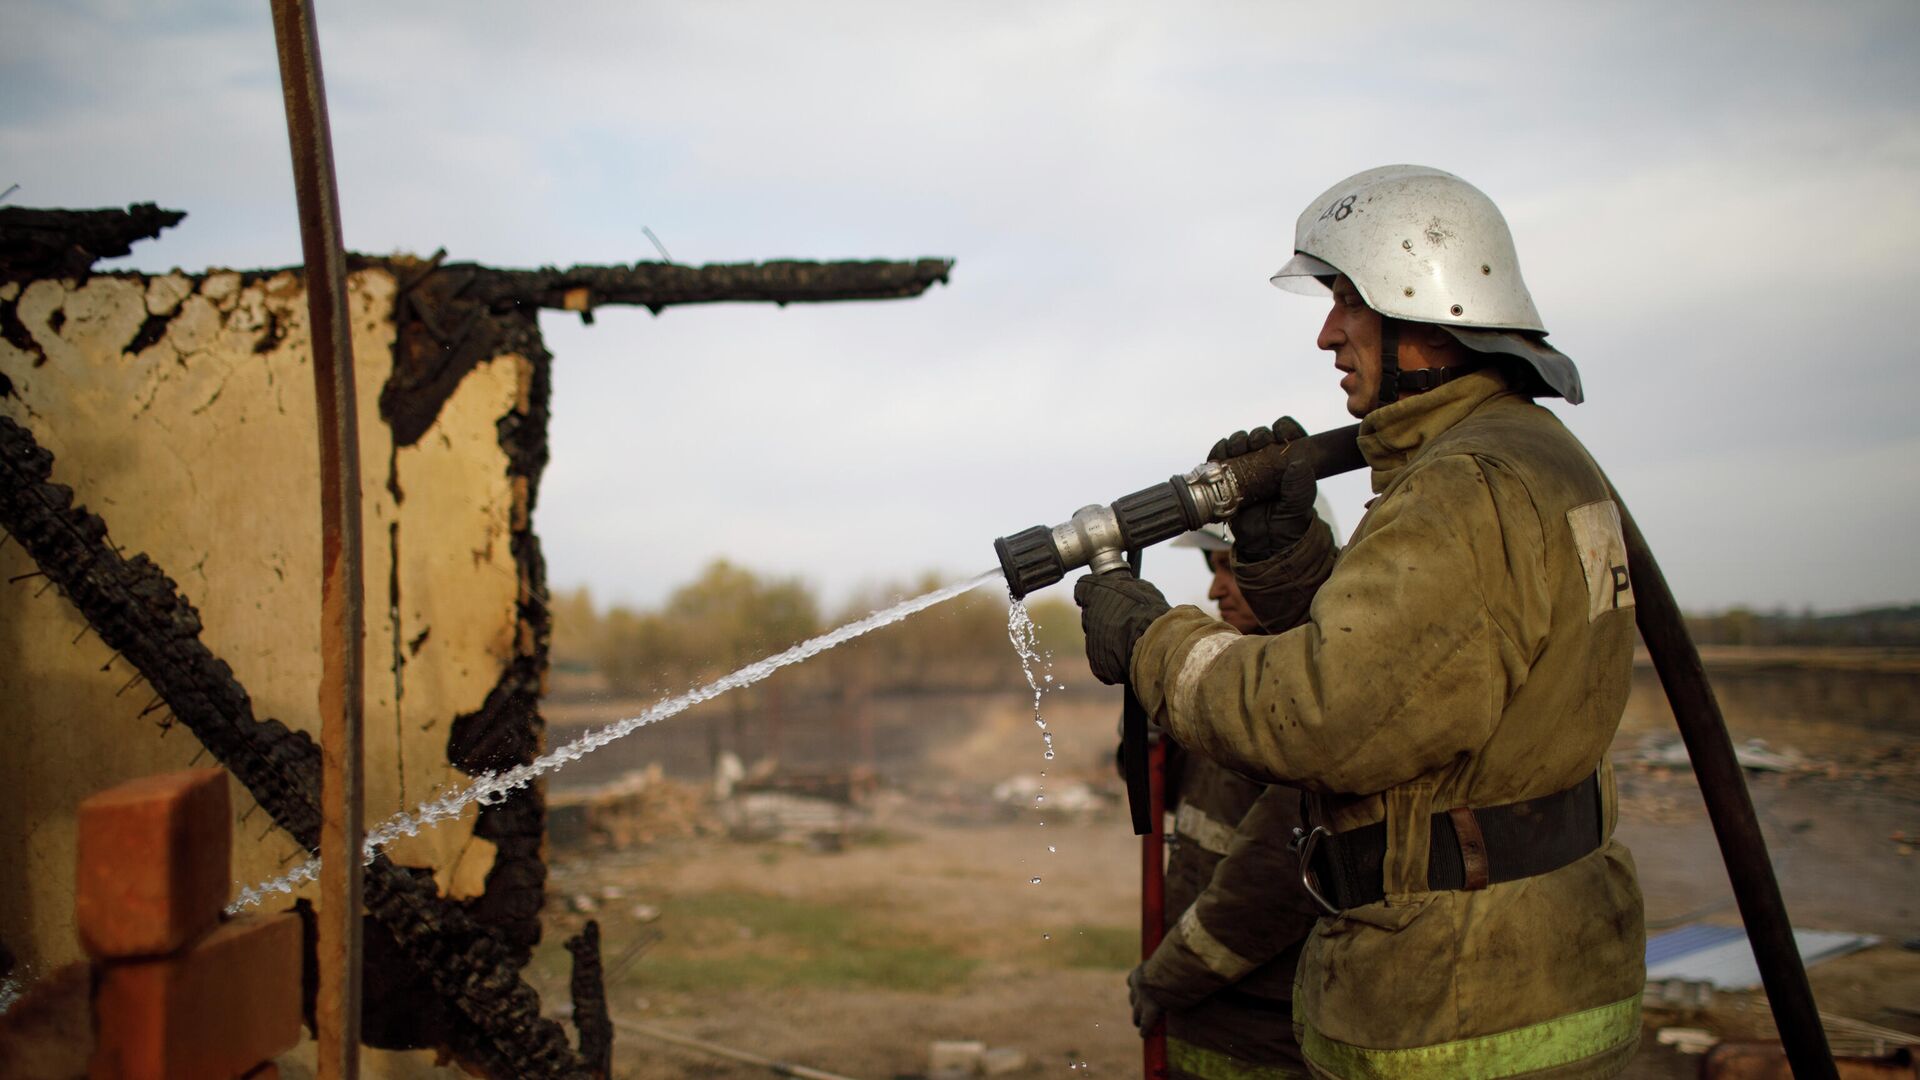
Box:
269, 2, 365, 1076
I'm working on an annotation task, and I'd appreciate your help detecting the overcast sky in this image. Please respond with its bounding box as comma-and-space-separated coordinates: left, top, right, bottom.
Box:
6, 0, 1918, 617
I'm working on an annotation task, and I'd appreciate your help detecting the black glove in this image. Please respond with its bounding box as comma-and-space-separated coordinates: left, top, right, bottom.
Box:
1127, 965, 1167, 1035
1073, 569, 1171, 686
1207, 415, 1317, 562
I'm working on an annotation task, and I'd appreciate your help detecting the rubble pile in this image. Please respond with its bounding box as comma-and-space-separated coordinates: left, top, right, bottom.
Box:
990, 774, 1109, 821
1622, 734, 1920, 792
717, 761, 879, 846
548, 765, 721, 851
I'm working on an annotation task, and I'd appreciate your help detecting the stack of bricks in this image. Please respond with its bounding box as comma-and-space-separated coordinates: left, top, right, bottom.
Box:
76, 768, 304, 1080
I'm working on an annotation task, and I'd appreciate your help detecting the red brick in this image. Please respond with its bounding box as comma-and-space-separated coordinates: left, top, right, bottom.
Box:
75, 768, 231, 960
90, 913, 303, 1080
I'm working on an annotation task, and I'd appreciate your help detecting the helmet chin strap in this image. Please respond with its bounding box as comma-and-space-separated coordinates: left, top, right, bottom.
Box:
1375, 317, 1482, 410
1375, 317, 1402, 407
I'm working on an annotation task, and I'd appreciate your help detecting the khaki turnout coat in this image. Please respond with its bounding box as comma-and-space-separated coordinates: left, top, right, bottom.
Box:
1130, 371, 1645, 1079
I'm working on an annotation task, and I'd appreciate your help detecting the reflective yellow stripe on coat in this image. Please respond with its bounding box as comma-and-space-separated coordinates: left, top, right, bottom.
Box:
1169, 1037, 1309, 1080
1298, 995, 1641, 1079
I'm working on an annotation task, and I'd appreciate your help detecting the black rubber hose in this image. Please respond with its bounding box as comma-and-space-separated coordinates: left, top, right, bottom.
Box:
1220, 423, 1365, 499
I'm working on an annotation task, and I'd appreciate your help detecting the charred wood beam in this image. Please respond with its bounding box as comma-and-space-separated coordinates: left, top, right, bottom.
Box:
0, 414, 592, 1079
380, 256, 951, 448
362, 857, 589, 1078
0, 204, 186, 284
466, 257, 953, 313
565, 921, 613, 1079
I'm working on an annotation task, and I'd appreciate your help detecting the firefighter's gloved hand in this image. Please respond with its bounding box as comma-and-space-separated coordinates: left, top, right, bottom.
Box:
1074, 569, 1171, 686
1127, 965, 1167, 1035
1208, 415, 1316, 562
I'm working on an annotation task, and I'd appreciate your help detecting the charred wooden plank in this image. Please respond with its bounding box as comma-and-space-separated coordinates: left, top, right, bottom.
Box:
469, 257, 954, 313
565, 921, 613, 1079
380, 257, 951, 448
0, 204, 185, 284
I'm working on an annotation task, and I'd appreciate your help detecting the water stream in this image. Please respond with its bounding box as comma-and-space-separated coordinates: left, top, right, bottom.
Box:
229, 570, 1004, 911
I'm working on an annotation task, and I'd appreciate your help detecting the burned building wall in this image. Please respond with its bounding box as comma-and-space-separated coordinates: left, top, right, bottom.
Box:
0, 204, 950, 1075
0, 264, 548, 1073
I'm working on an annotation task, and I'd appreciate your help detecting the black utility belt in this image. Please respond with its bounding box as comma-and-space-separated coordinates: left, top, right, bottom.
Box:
1291, 772, 1603, 916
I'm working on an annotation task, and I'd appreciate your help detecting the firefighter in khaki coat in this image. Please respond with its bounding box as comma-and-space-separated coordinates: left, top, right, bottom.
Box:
1139, 522, 1332, 1080
1076, 165, 1645, 1078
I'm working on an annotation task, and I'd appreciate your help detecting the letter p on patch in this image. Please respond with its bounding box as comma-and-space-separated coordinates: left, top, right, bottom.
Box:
1567, 501, 1636, 622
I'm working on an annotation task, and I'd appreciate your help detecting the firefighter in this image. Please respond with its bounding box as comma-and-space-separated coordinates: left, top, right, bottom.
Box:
1076, 165, 1645, 1078
1135, 524, 1329, 1080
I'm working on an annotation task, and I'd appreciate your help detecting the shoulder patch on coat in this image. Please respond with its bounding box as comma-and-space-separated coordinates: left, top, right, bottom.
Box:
1566, 500, 1634, 622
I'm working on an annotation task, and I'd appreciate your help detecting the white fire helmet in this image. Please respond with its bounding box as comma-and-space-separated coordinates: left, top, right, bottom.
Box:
1271, 165, 1584, 404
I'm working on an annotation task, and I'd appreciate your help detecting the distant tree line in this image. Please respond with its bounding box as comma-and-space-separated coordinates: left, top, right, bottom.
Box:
549, 564, 1920, 699
548, 559, 1084, 698
1682, 604, 1920, 647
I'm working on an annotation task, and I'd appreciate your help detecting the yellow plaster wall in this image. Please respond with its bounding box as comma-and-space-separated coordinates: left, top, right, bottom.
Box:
0, 268, 528, 996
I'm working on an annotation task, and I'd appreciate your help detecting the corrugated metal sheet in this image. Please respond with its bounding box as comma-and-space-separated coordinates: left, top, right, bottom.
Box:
1645, 924, 1880, 990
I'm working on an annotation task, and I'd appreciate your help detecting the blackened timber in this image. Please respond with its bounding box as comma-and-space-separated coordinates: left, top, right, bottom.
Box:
459, 316, 554, 964
0, 414, 593, 1079
384, 259, 548, 449
362, 856, 591, 1078
469, 257, 954, 312
381, 257, 950, 448
0, 204, 186, 284
565, 921, 614, 1079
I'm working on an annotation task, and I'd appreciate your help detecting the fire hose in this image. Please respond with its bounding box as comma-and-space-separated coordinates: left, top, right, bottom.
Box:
994, 423, 1838, 1079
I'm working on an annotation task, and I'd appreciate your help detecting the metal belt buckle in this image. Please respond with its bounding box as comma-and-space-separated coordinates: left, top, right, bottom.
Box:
1289, 825, 1342, 918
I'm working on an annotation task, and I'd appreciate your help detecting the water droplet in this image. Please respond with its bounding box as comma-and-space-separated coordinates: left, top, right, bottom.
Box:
1042, 933, 1052, 941
1028, 876, 1042, 885
1007, 598, 1064, 772
1047, 845, 1056, 853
